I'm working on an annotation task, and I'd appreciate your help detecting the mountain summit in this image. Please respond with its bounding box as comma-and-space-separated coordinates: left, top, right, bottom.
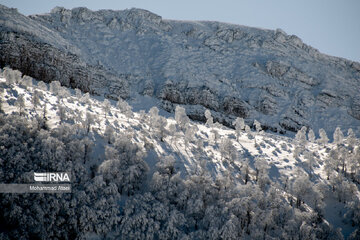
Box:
1, 5, 359, 136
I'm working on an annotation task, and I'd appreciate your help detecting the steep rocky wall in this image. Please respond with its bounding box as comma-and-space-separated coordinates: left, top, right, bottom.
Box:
0, 30, 129, 99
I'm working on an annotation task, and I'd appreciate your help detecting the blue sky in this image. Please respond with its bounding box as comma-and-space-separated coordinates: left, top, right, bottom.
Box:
1, 0, 359, 62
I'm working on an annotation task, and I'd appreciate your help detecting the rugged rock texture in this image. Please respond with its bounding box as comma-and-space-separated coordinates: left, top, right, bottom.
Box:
1, 4, 359, 136
0, 6, 129, 99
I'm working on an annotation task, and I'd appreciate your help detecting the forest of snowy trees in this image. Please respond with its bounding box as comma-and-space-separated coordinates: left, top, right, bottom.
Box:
0, 68, 359, 239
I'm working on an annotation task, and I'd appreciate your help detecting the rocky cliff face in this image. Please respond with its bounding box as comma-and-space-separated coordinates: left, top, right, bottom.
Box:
1, 4, 359, 136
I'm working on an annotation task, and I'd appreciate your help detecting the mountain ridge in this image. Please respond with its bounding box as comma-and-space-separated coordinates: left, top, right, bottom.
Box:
1, 4, 359, 137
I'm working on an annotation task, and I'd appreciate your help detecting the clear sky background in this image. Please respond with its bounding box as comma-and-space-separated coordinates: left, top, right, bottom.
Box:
1, 0, 359, 62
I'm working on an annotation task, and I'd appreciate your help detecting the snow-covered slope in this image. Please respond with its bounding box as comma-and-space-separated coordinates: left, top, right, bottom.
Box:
1, 5, 359, 138
1, 69, 359, 238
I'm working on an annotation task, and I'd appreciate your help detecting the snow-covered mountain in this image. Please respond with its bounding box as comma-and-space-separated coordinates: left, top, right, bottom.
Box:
1, 68, 359, 239
1, 4, 360, 137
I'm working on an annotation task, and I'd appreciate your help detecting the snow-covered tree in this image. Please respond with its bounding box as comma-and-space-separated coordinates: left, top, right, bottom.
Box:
139, 109, 147, 122
82, 136, 93, 163
219, 137, 237, 163
0, 88, 4, 113
104, 125, 115, 144
291, 173, 313, 207
254, 158, 270, 191
175, 105, 189, 131
81, 92, 90, 104
184, 125, 198, 148
21, 75, 33, 89
58, 86, 70, 99
254, 119, 262, 133
295, 126, 307, 146
204, 109, 213, 127
331, 174, 357, 203
233, 117, 245, 140
347, 128, 356, 149
15, 94, 25, 115
57, 104, 66, 124
346, 200, 360, 239
307, 128, 316, 142
348, 149, 360, 182
82, 111, 95, 133
0, 115, 120, 239
155, 116, 169, 142
254, 157, 268, 182
149, 106, 160, 123
241, 159, 251, 184
49, 81, 61, 95
304, 151, 315, 175
210, 128, 220, 145
99, 137, 149, 196
42, 103, 48, 121
293, 126, 307, 158
333, 127, 344, 145
117, 98, 133, 120
219, 215, 239, 239
245, 125, 254, 139
75, 88, 82, 98
168, 123, 178, 143
339, 146, 349, 173
148, 107, 168, 141
37, 81, 48, 91
4, 68, 21, 85
31, 90, 41, 112
102, 99, 111, 118
318, 128, 329, 145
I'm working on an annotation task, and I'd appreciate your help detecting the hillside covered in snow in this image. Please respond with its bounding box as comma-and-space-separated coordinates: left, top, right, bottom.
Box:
1, 4, 360, 137
0, 68, 359, 239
